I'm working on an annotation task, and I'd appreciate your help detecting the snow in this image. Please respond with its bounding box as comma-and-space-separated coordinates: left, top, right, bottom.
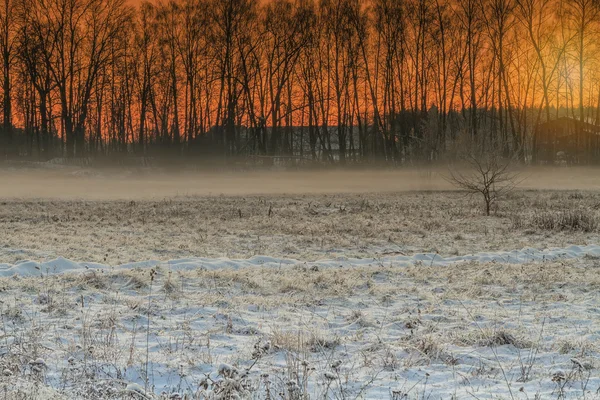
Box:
1, 244, 599, 277
0, 245, 599, 399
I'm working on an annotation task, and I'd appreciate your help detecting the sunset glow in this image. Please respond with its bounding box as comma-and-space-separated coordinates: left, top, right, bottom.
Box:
1, 0, 600, 163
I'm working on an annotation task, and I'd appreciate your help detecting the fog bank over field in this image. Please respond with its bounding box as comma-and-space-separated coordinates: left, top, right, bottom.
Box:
0, 165, 598, 200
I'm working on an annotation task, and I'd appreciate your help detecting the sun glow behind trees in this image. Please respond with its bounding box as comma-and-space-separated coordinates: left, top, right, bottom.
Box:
1, 0, 600, 162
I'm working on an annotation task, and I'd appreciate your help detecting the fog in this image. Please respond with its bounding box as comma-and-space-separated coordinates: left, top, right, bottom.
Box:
0, 165, 598, 200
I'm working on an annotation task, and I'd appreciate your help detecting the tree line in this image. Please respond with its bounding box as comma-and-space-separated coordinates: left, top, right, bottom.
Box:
1, 0, 599, 164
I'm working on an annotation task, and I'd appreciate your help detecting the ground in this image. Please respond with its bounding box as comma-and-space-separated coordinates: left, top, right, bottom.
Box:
0, 166, 599, 399
1, 190, 599, 265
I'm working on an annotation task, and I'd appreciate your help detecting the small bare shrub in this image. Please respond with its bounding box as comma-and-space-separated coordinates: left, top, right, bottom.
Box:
446, 153, 520, 216
532, 210, 597, 232
79, 271, 108, 290
412, 335, 442, 360
568, 192, 585, 200
479, 330, 527, 348
271, 329, 339, 353
510, 214, 525, 230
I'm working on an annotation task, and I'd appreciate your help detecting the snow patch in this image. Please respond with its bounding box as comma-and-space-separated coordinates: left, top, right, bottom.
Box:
0, 244, 598, 277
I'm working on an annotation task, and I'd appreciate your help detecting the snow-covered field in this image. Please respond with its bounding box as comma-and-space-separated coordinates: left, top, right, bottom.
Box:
1, 184, 600, 399
2, 250, 600, 399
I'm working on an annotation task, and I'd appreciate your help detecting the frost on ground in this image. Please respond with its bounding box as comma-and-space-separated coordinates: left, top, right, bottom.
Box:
1, 256, 600, 399
0, 190, 599, 265
1, 189, 600, 399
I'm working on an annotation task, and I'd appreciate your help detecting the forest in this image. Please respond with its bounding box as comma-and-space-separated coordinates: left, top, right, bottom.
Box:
1, 0, 599, 164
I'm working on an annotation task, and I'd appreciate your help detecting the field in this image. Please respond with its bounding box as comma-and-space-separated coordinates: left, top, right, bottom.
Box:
0, 167, 600, 399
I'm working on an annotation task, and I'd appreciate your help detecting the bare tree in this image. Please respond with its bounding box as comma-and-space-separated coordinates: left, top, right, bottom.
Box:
133, 1, 159, 153
17, 0, 56, 157
448, 153, 520, 215
1, 0, 600, 164
0, 0, 15, 152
